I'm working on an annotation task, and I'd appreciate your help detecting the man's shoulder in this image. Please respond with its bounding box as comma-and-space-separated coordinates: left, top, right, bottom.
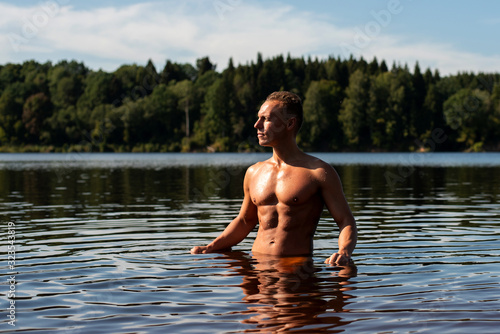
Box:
246, 159, 271, 175
302, 153, 334, 171
300, 154, 339, 184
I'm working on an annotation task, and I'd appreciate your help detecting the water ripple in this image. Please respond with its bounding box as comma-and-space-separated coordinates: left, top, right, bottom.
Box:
1, 160, 500, 333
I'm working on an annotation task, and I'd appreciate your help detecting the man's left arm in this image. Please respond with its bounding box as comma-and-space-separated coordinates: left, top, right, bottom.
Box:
319, 164, 358, 266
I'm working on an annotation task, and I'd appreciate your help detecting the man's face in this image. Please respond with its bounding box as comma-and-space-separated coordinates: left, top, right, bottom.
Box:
254, 101, 288, 147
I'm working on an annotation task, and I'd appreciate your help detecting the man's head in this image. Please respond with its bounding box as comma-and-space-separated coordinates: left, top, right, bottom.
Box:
264, 91, 303, 135
254, 91, 303, 147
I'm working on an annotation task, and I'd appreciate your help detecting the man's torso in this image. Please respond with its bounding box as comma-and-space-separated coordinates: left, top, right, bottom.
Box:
248, 156, 326, 256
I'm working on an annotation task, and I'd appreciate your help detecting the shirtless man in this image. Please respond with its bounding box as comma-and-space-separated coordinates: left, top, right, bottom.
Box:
190, 91, 357, 265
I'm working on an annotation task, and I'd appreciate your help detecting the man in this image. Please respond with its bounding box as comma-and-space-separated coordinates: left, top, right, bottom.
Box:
191, 91, 357, 266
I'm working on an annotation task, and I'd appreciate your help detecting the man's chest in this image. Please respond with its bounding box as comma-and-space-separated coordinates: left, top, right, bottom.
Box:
249, 168, 319, 206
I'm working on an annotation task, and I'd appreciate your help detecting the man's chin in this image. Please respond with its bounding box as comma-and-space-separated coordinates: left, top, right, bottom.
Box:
257, 138, 271, 147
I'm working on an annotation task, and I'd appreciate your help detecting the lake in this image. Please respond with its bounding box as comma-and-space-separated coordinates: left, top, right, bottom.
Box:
1, 152, 499, 333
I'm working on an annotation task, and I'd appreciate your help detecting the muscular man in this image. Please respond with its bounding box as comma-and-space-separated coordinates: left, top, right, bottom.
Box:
190, 91, 357, 265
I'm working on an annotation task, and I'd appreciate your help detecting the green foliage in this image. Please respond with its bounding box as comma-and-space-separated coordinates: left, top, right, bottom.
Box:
443, 88, 494, 149
339, 69, 370, 148
0, 56, 499, 152
0, 83, 26, 144
302, 79, 343, 150
367, 71, 392, 148
200, 75, 237, 149
22, 92, 51, 141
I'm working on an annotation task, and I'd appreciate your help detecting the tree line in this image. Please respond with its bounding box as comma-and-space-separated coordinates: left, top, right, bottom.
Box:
1, 53, 499, 153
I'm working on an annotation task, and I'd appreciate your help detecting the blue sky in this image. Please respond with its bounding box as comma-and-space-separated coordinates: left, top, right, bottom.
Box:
1, 0, 499, 75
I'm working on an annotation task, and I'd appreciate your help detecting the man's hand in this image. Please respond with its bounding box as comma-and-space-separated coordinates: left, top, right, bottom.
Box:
190, 245, 232, 254
325, 252, 353, 266
190, 246, 210, 254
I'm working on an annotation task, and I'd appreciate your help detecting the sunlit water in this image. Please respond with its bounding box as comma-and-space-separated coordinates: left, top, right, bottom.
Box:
1, 153, 500, 333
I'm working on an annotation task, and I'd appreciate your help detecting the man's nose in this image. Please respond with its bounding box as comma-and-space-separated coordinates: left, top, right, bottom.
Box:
254, 119, 261, 129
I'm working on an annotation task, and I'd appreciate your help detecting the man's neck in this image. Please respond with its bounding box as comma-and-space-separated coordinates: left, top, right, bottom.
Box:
271, 140, 303, 166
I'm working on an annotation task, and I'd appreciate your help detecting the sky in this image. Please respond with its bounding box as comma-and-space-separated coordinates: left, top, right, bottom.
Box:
1, 0, 499, 75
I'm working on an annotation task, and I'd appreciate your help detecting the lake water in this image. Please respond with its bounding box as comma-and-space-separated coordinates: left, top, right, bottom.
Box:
1, 152, 499, 333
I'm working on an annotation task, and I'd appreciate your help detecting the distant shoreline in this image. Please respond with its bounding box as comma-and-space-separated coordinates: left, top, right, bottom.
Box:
1, 144, 498, 154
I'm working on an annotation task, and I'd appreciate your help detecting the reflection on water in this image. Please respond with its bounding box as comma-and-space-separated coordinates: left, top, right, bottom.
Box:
0, 153, 499, 333
223, 252, 357, 332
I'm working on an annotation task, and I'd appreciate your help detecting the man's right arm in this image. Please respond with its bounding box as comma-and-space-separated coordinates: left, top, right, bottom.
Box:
190, 167, 259, 254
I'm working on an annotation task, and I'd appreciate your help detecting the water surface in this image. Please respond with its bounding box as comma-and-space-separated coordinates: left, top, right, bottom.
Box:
0, 153, 499, 333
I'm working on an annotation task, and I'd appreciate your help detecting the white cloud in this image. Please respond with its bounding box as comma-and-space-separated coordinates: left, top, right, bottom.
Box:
0, 0, 498, 75
356, 37, 500, 75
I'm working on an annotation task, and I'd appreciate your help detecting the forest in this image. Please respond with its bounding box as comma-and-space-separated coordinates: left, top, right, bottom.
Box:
1, 53, 499, 153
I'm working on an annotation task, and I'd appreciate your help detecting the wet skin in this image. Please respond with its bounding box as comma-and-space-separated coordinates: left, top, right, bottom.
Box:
249, 155, 330, 256
191, 100, 357, 265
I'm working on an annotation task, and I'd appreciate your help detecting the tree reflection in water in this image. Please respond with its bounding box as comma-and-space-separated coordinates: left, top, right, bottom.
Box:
216, 251, 357, 333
